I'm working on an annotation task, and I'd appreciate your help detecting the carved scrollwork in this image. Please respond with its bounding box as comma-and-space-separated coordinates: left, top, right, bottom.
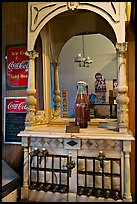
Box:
25, 107, 36, 124
117, 104, 129, 128
30, 3, 66, 31
116, 42, 128, 55
67, 2, 79, 10
110, 2, 116, 14
53, 108, 60, 119
25, 95, 37, 125
50, 108, 55, 120
25, 50, 39, 59
35, 110, 46, 125
116, 94, 129, 105
32, 4, 57, 25
33, 7, 39, 25
117, 95, 129, 128
50, 107, 60, 120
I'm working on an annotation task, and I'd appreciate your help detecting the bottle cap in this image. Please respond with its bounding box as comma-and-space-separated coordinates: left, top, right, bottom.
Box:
77, 81, 86, 85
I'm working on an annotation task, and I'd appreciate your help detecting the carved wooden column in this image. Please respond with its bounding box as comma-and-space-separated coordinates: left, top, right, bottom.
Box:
25, 50, 39, 129
116, 42, 129, 133
53, 62, 61, 117
123, 141, 132, 202
21, 137, 29, 200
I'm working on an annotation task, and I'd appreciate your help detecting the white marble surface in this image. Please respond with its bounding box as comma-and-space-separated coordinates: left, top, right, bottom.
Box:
29, 190, 67, 202
29, 190, 123, 202
18, 123, 134, 141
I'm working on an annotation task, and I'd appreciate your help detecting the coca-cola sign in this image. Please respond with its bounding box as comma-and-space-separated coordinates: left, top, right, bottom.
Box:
7, 46, 29, 88
6, 98, 27, 113
8, 60, 29, 70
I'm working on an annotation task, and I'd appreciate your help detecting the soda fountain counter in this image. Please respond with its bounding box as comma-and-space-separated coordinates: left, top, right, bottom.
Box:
18, 2, 135, 202
18, 119, 134, 202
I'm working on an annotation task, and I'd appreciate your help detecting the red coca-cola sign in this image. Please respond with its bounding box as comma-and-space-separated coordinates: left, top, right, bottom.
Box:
6, 98, 27, 113
7, 46, 29, 88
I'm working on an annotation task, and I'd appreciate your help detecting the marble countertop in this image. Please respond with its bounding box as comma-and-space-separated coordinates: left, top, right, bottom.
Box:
18, 120, 134, 141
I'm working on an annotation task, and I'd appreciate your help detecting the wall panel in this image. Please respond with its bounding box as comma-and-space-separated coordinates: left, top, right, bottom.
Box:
126, 22, 135, 198
2, 2, 27, 175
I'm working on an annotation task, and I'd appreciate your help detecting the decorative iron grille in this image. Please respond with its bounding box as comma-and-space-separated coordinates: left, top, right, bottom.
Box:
29, 150, 122, 200
29, 151, 69, 194
77, 156, 122, 200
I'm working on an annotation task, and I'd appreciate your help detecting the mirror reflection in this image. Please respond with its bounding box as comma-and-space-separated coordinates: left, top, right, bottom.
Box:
57, 34, 117, 119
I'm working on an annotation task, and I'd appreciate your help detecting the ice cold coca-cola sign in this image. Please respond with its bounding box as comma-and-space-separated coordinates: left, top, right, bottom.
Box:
7, 46, 29, 88
6, 98, 27, 113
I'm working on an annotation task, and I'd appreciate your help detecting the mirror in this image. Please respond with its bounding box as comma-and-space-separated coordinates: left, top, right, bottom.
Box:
58, 33, 117, 119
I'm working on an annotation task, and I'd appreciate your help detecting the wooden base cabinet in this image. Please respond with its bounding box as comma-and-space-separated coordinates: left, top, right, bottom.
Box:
18, 126, 134, 202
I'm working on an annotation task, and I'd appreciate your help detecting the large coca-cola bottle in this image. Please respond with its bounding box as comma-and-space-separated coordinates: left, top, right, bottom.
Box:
75, 81, 89, 128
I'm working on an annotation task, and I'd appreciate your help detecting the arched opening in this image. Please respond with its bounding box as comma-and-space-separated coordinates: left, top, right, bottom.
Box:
43, 9, 117, 61
58, 33, 117, 119
34, 8, 117, 121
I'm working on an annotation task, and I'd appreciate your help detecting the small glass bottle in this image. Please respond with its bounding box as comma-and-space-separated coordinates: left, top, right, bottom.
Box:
75, 81, 89, 128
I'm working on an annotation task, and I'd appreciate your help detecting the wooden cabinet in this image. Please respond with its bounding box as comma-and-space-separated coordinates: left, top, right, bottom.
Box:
18, 125, 134, 202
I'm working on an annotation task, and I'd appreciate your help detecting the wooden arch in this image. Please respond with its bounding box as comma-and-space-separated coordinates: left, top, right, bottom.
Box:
27, 2, 126, 51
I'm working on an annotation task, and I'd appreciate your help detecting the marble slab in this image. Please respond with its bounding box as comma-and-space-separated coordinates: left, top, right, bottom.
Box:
18, 125, 134, 141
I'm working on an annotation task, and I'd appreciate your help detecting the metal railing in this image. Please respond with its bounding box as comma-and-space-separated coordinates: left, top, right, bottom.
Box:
29, 149, 69, 193
77, 155, 122, 200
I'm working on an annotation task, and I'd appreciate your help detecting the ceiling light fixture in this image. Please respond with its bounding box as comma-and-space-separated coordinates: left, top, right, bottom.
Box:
74, 35, 93, 67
